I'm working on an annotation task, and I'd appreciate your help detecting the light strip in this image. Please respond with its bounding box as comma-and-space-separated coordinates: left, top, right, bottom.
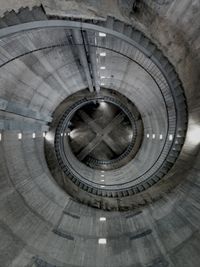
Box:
98, 238, 107, 244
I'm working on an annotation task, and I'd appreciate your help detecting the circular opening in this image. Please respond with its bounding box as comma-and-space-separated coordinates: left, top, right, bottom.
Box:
67, 100, 136, 168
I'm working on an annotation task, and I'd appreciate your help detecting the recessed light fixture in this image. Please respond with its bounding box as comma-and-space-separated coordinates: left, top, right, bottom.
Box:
159, 134, 163, 140
100, 52, 106, 57
61, 133, 63, 137
101, 174, 104, 177
99, 32, 106, 37
152, 134, 155, 139
98, 238, 107, 244
101, 179, 105, 182
32, 133, 36, 139
101, 185, 105, 188
169, 134, 173, 141
147, 133, 150, 138
100, 66, 106, 70
18, 133, 22, 140
100, 217, 106, 221
100, 83, 105, 86
101, 76, 106, 79
43, 132, 46, 138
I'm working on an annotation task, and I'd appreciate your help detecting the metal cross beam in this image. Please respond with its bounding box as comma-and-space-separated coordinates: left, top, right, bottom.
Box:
77, 110, 126, 160
82, 31, 100, 92
71, 29, 94, 92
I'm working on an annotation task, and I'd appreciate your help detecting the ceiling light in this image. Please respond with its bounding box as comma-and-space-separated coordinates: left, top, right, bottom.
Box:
101, 185, 105, 188
101, 179, 105, 182
99, 32, 106, 37
100, 52, 106, 57
101, 76, 106, 79
169, 134, 173, 141
32, 133, 36, 139
43, 132, 46, 138
147, 133, 149, 138
152, 134, 155, 139
100, 83, 105, 86
100, 66, 106, 70
61, 133, 63, 137
159, 134, 163, 140
0, 133, 1, 141
100, 217, 106, 221
18, 133, 22, 140
101, 174, 104, 177
98, 238, 107, 244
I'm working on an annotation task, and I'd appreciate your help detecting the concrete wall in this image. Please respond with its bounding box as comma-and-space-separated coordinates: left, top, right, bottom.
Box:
0, 132, 200, 266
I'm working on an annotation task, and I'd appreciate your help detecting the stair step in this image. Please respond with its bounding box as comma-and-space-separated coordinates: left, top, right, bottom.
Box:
164, 62, 174, 73
147, 43, 157, 54
147, 179, 156, 186
92, 188, 97, 195
123, 25, 132, 37
113, 20, 124, 33
163, 161, 173, 169
177, 129, 186, 136
170, 150, 179, 157
106, 17, 114, 29
159, 57, 169, 68
83, 184, 88, 191
153, 50, 163, 61
172, 144, 182, 151
168, 71, 178, 82
32, 6, 48, 20
153, 175, 161, 182
174, 85, 184, 97
167, 157, 176, 164
0, 19, 7, 28
2, 10, 21, 26
175, 136, 185, 143
17, 7, 35, 23
131, 30, 142, 43
171, 79, 181, 88
140, 36, 150, 48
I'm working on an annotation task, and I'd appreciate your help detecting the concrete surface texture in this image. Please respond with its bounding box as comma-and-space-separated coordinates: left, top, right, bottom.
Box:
0, 1, 199, 267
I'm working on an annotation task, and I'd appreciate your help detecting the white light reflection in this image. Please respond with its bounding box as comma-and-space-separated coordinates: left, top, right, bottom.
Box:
45, 132, 54, 142
100, 52, 106, 57
98, 238, 107, 244
99, 32, 106, 37
187, 124, 200, 146
100, 101, 107, 108
68, 130, 79, 139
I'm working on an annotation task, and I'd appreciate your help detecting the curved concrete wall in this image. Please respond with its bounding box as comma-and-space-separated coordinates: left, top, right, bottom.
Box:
0, 133, 200, 266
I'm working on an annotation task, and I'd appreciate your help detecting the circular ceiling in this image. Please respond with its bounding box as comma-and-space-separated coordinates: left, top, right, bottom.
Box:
55, 88, 143, 172
42, 18, 188, 202
15, 18, 185, 205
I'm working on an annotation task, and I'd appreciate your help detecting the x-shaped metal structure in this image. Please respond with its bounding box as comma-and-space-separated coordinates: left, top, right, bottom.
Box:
77, 110, 126, 160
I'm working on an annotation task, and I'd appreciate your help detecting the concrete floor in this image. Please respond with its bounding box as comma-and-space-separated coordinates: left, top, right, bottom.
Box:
0, 1, 200, 267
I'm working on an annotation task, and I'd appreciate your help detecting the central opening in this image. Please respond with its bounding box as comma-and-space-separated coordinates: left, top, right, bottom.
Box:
67, 100, 133, 167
